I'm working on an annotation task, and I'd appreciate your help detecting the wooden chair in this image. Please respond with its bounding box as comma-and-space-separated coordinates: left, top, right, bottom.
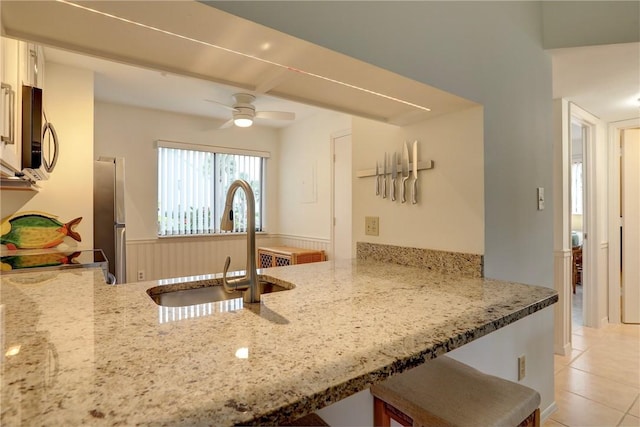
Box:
572, 246, 582, 294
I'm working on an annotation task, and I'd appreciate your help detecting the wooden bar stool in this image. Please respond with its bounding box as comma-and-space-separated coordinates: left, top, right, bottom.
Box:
370, 356, 540, 427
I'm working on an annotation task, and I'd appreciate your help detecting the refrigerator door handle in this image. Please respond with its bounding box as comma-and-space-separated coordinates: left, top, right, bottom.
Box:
115, 225, 127, 284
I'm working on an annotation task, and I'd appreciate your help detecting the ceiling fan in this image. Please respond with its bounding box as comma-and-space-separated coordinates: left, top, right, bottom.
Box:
206, 93, 296, 128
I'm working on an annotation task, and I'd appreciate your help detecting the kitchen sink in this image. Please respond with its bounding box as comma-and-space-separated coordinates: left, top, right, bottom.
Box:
147, 280, 288, 307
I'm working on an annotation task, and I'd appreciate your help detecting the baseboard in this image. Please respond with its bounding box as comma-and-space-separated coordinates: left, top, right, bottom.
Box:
599, 316, 609, 328
541, 401, 558, 423
554, 341, 571, 356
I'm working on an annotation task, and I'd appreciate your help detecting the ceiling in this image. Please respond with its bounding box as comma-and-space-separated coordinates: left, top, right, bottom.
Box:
45, 40, 640, 131
8, 1, 638, 128
2, 1, 477, 130
551, 42, 640, 123
44, 47, 325, 129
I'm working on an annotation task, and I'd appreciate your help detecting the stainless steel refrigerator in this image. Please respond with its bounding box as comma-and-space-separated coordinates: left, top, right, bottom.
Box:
93, 157, 126, 284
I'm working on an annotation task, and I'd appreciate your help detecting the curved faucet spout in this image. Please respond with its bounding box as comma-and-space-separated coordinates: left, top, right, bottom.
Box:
220, 179, 260, 303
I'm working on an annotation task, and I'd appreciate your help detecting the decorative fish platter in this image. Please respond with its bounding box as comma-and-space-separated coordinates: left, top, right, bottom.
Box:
1, 212, 82, 250
1, 251, 82, 271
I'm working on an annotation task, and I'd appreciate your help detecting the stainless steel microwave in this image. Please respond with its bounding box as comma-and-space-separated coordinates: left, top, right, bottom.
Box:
20, 85, 58, 181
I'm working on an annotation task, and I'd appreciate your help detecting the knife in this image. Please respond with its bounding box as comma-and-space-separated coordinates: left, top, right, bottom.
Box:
382, 153, 387, 198
391, 152, 397, 201
401, 142, 410, 203
412, 140, 418, 204
375, 161, 380, 196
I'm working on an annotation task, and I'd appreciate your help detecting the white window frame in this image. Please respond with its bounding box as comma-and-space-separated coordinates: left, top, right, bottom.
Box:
157, 140, 269, 237
571, 160, 583, 215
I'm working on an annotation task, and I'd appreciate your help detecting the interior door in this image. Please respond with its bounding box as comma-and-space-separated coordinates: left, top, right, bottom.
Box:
332, 132, 352, 260
622, 128, 640, 323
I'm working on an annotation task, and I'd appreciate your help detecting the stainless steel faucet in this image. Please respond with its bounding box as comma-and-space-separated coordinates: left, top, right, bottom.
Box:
220, 179, 260, 303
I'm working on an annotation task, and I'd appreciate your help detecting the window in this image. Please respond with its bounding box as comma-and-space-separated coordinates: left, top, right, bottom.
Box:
157, 141, 267, 236
571, 161, 583, 215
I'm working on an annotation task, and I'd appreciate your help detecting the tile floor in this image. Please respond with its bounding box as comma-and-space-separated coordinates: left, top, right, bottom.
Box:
544, 322, 640, 427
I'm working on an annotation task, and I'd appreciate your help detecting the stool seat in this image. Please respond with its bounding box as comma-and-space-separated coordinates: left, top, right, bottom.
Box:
370, 356, 541, 427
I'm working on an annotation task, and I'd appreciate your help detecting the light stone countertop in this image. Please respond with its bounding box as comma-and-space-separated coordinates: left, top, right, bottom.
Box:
0, 259, 557, 426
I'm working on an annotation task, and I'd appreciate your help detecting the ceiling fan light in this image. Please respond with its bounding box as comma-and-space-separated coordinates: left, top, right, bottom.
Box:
233, 114, 253, 128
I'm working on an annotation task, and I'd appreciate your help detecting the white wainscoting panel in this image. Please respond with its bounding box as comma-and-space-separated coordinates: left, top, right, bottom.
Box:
276, 234, 331, 253
554, 249, 572, 355
126, 234, 330, 283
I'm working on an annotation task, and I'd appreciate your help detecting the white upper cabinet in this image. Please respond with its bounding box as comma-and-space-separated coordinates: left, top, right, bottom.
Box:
0, 37, 46, 176
21, 42, 44, 89
1, 37, 22, 175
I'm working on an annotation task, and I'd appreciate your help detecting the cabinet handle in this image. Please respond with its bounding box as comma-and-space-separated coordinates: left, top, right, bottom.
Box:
1, 83, 15, 145
30, 47, 38, 87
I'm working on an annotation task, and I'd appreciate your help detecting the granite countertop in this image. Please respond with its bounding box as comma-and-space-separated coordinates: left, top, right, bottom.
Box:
0, 259, 557, 426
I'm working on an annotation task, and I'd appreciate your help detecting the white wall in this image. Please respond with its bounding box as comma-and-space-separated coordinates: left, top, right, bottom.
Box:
211, 1, 554, 287
352, 107, 484, 255
318, 307, 555, 424
199, 1, 557, 419
278, 110, 351, 241
1, 62, 94, 249
94, 101, 281, 241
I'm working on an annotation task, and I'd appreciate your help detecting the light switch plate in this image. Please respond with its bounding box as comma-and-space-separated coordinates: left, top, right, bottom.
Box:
537, 187, 544, 210
365, 216, 379, 236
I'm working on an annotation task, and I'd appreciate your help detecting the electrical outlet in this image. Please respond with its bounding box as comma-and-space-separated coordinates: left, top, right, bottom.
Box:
518, 355, 526, 380
365, 216, 379, 236
137, 270, 146, 281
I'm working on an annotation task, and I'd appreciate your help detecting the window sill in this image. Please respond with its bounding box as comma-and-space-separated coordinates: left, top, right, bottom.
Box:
156, 231, 269, 240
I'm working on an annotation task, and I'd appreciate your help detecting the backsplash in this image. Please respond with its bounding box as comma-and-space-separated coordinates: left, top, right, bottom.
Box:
357, 242, 483, 278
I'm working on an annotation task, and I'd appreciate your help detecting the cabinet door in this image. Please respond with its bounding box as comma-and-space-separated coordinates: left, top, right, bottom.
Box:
0, 37, 21, 174
259, 251, 274, 269
273, 254, 291, 267
22, 43, 43, 89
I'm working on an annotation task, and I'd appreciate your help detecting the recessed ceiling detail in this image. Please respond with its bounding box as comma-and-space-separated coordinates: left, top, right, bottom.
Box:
3, 0, 478, 125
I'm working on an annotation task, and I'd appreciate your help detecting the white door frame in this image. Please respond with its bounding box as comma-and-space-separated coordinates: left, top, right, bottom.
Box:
608, 118, 640, 324
552, 99, 572, 355
569, 103, 604, 329
330, 129, 352, 260
553, 99, 606, 355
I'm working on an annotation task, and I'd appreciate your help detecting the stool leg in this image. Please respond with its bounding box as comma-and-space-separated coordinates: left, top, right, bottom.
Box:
534, 408, 540, 427
373, 397, 391, 427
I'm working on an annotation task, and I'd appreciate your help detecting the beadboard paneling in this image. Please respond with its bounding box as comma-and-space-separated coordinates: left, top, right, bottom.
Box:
276, 235, 331, 253
126, 234, 329, 283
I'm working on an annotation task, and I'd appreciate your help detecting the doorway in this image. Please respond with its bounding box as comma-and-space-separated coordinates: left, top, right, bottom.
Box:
331, 131, 352, 260
568, 103, 603, 330
570, 121, 586, 326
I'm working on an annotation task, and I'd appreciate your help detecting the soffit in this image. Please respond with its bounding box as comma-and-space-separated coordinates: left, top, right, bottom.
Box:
1, 0, 477, 124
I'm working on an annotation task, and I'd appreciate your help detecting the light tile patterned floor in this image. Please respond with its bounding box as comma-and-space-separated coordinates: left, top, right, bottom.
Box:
545, 323, 640, 427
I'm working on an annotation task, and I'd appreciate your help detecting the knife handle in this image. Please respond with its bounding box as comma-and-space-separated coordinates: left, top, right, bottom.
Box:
375, 174, 380, 196
382, 174, 387, 198
412, 178, 417, 204
391, 178, 396, 201
401, 177, 408, 203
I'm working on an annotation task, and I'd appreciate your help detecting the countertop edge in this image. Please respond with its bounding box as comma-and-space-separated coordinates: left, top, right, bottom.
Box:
246, 293, 559, 425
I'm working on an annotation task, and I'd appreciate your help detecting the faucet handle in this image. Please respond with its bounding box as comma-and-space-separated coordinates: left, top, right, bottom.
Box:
221, 256, 235, 293
223, 256, 231, 276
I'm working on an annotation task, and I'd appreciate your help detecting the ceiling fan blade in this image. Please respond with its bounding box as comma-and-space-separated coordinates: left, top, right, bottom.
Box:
204, 99, 236, 111
255, 111, 296, 121
218, 118, 234, 129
